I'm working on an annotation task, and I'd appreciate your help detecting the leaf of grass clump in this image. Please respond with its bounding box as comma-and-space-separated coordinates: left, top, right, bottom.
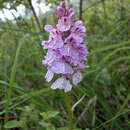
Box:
4, 36, 26, 124
90, 41, 130, 55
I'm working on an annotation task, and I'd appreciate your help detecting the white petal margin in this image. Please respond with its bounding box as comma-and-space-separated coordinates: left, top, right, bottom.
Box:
51, 77, 64, 90
72, 72, 82, 86
51, 77, 72, 92
45, 69, 54, 82
64, 80, 72, 92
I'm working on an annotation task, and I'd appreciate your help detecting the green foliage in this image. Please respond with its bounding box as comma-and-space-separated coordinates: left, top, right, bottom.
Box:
40, 111, 59, 120
0, 0, 130, 129
15, 105, 60, 129
4, 120, 23, 128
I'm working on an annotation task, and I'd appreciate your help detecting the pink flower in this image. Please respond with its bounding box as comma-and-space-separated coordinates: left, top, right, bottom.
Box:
65, 34, 83, 44
59, 44, 78, 58
51, 76, 72, 92
65, 34, 79, 44
50, 61, 74, 74
42, 28, 64, 49
42, 49, 74, 75
72, 72, 82, 85
62, 1, 66, 8
45, 69, 54, 82
41, 2, 89, 92
69, 12, 75, 21
44, 25, 53, 32
42, 50, 57, 67
54, 7, 65, 18
74, 62, 86, 70
57, 17, 72, 32
66, 3, 71, 10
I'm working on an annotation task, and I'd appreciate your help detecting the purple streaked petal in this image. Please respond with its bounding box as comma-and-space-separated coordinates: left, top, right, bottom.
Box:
54, 7, 65, 18
74, 62, 86, 70
62, 1, 65, 8
51, 61, 74, 74
75, 20, 83, 26
66, 3, 71, 10
44, 25, 53, 32
51, 77, 64, 90
45, 69, 54, 82
64, 79, 72, 92
59, 44, 79, 64
65, 34, 81, 44
68, 9, 73, 14
42, 50, 57, 66
51, 77, 72, 92
42, 29, 64, 49
41, 41, 50, 49
72, 72, 82, 85
56, 17, 72, 32
69, 12, 75, 21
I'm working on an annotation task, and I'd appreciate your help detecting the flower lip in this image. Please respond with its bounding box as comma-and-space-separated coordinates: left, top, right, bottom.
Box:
57, 16, 72, 32
44, 25, 53, 32
51, 76, 72, 92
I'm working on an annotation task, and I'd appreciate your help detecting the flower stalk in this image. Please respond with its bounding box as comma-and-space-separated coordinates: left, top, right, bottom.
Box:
64, 92, 74, 130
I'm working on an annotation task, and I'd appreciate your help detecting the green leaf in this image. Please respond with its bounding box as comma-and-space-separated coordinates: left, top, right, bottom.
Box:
57, 127, 82, 130
4, 120, 23, 128
40, 111, 59, 120
39, 121, 52, 127
30, 112, 39, 122
57, 127, 68, 130
39, 121, 55, 129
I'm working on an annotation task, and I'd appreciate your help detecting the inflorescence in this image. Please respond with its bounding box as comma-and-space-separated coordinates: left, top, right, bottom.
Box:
41, 1, 88, 92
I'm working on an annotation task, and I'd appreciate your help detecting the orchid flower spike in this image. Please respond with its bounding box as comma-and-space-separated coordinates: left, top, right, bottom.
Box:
41, 1, 89, 92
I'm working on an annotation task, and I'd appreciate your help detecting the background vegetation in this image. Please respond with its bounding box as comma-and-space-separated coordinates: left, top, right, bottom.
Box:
0, 0, 130, 129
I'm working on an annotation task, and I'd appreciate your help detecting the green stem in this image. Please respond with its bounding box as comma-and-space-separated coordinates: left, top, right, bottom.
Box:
4, 37, 25, 125
64, 92, 74, 130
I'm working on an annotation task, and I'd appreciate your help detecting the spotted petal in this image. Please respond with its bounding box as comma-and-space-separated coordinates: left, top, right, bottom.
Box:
51, 77, 72, 92
64, 79, 72, 92
72, 72, 82, 85
44, 25, 53, 32
45, 69, 54, 82
51, 61, 74, 74
51, 77, 65, 90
